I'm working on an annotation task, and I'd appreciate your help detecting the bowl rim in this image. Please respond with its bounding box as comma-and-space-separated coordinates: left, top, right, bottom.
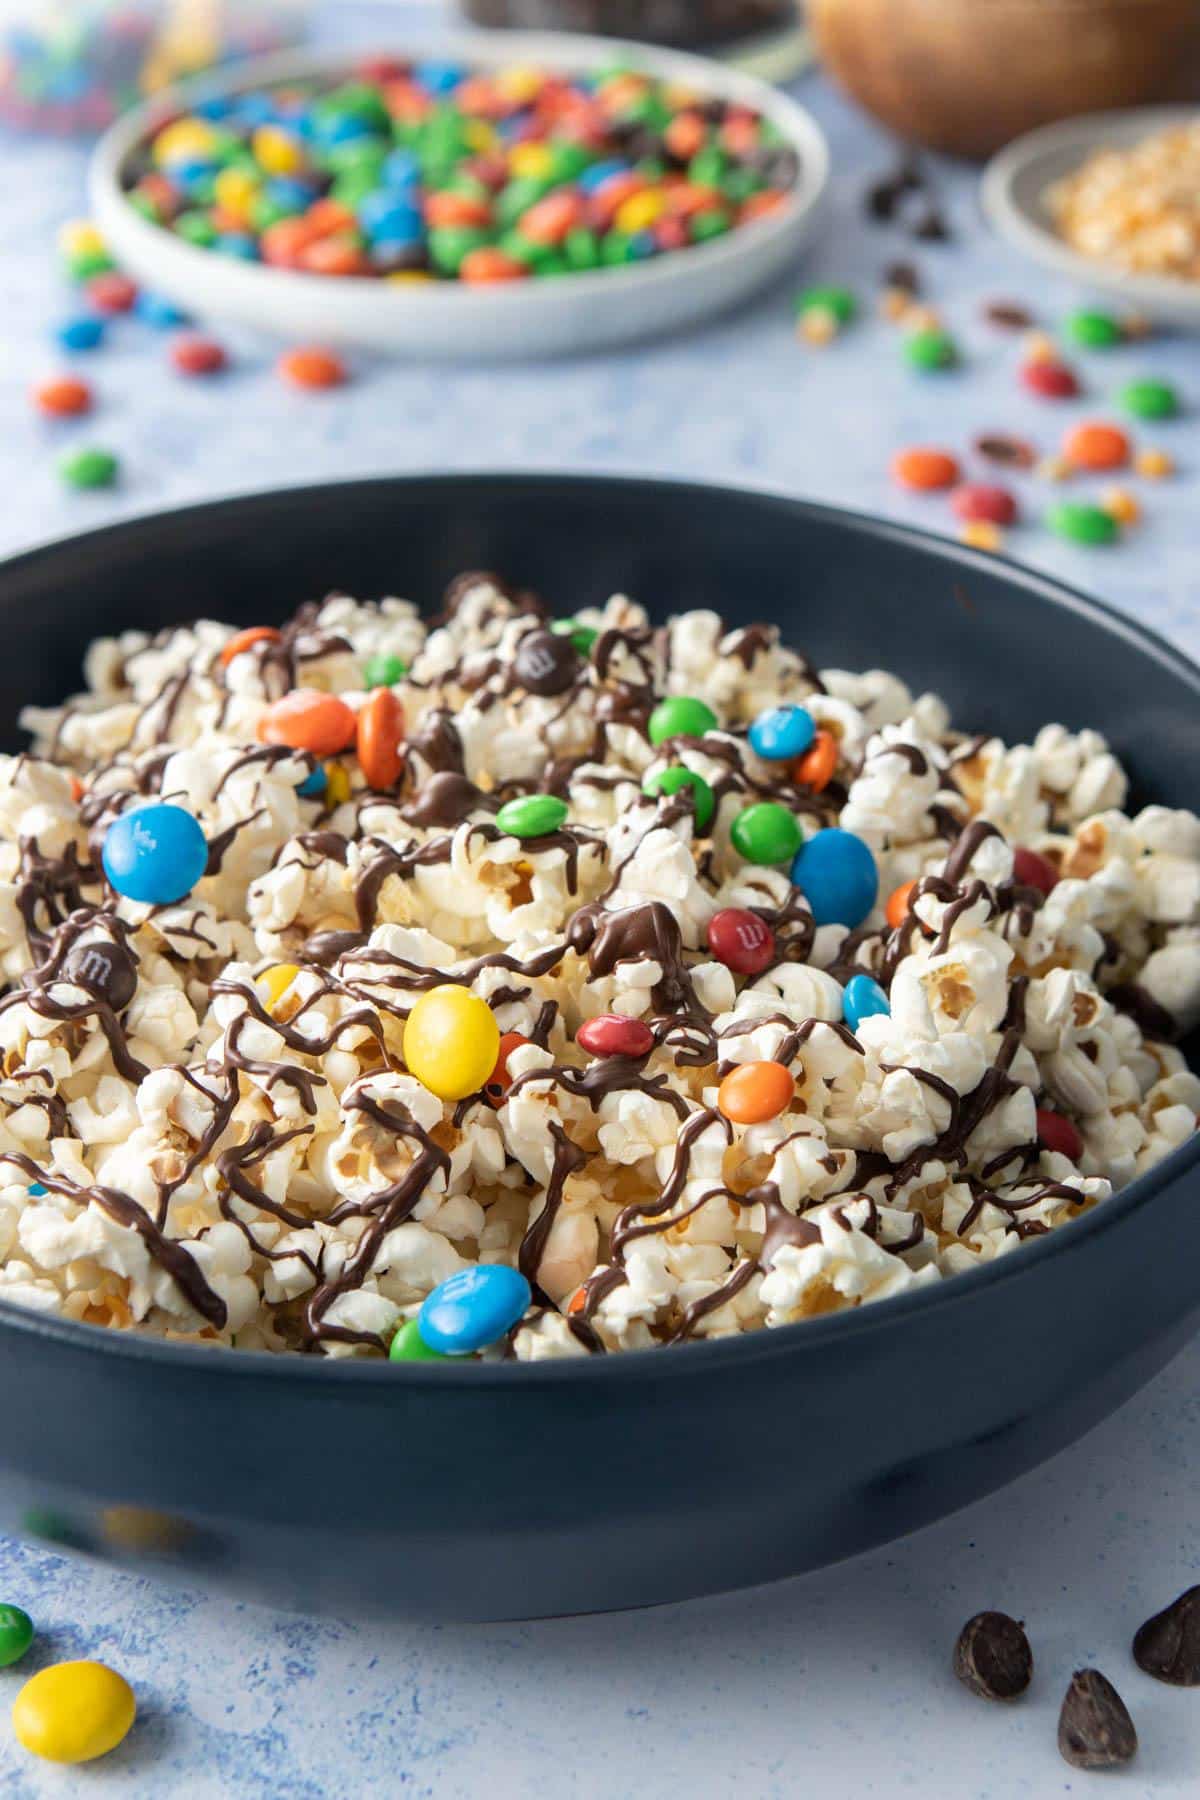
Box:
1, 468, 1197, 1389
86, 32, 829, 330
981, 104, 1200, 316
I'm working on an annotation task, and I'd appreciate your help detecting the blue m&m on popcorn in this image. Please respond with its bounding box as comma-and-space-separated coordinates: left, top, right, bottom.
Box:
418, 1265, 531, 1356
791, 827, 878, 928
102, 804, 208, 906
748, 703, 815, 762
842, 973, 890, 1033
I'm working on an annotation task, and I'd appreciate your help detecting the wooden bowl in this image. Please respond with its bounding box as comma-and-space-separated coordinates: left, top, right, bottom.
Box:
809, 0, 1200, 159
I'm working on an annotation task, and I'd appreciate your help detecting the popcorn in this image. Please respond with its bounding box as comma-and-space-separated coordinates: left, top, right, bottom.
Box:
0, 574, 1193, 1359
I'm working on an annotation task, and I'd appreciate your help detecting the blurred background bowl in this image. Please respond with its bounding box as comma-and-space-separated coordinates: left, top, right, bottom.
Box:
809, 0, 1200, 159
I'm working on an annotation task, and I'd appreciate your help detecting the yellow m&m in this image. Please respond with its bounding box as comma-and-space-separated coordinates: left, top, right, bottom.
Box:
13, 1660, 135, 1764
403, 986, 500, 1101
258, 963, 300, 1012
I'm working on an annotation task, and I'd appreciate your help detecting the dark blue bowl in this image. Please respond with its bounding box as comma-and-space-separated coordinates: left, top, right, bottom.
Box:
1, 474, 1197, 1620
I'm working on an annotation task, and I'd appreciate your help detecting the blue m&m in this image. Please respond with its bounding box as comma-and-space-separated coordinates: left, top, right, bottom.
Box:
842, 973, 890, 1032
102, 804, 209, 906
418, 1265, 531, 1356
297, 765, 328, 798
56, 315, 105, 352
748, 704, 815, 762
791, 827, 878, 928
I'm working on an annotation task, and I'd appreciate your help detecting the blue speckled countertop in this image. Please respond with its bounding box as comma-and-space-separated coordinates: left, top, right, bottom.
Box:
1, 5, 1199, 1795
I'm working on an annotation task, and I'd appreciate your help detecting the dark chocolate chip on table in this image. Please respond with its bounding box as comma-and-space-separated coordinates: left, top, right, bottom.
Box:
983, 301, 1035, 330
953, 1611, 1033, 1701
1057, 1669, 1138, 1770
973, 433, 1037, 470
1132, 1585, 1200, 1685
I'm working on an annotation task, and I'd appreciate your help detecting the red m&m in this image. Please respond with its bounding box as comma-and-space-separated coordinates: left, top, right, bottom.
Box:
1013, 847, 1059, 896
707, 908, 775, 975
1036, 1108, 1083, 1161
1020, 359, 1079, 400
577, 1015, 653, 1058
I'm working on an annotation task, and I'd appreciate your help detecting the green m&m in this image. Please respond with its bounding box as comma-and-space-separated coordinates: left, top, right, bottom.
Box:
552, 618, 598, 655
495, 794, 568, 839
1046, 501, 1119, 546
648, 695, 718, 745
1065, 308, 1122, 349
642, 766, 715, 832
795, 283, 856, 325
731, 802, 803, 865
363, 652, 406, 688
904, 328, 958, 371
1119, 378, 1179, 420
58, 447, 118, 490
0, 1604, 33, 1668
389, 1318, 449, 1362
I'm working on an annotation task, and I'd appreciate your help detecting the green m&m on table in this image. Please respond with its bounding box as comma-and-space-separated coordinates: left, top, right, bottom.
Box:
1065, 308, 1122, 349
795, 284, 856, 325
495, 794, 568, 839
731, 801, 803, 865
903, 328, 958, 372
58, 447, 118, 490
1046, 501, 1119, 546
648, 695, 718, 745
642, 766, 715, 831
1118, 378, 1179, 420
0, 1603, 33, 1667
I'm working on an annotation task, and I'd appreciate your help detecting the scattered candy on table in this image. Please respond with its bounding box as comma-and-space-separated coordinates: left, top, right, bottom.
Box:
1063, 421, 1130, 472
1047, 500, 1120, 547
119, 59, 799, 287
1119, 378, 1179, 421
32, 375, 92, 417
278, 346, 348, 389
55, 315, 106, 353
57, 446, 118, 488
169, 334, 228, 375
417, 1265, 531, 1356
951, 483, 1018, 525
1064, 308, 1124, 350
12, 1659, 135, 1764
1020, 358, 1080, 400
403, 985, 500, 1101
903, 325, 957, 371
0, 1603, 33, 1668
891, 447, 960, 492
102, 802, 209, 905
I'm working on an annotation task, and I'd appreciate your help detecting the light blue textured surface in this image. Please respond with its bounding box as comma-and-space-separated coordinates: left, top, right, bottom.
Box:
1, 5, 1199, 1794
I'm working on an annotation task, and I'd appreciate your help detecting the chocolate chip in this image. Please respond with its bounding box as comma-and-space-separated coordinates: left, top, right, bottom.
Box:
883, 260, 920, 296
973, 433, 1037, 470
62, 938, 138, 1012
953, 1612, 1033, 1700
513, 628, 578, 697
1133, 1585, 1200, 1685
984, 300, 1035, 330
1057, 1669, 1137, 1770
912, 206, 950, 242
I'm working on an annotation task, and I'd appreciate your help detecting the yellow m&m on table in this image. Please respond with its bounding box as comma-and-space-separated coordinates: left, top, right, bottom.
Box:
13, 1659, 135, 1763
403, 986, 499, 1102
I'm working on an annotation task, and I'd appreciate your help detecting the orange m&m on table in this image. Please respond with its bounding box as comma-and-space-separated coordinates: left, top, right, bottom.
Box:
258, 690, 356, 756
890, 447, 961, 491
717, 1060, 794, 1124
1062, 421, 1131, 472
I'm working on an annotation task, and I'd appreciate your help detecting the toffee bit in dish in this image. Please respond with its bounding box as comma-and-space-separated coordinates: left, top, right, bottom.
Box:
0, 573, 1198, 1360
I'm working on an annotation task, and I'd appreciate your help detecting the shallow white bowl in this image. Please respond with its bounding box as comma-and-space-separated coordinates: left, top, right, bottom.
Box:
88, 32, 829, 358
982, 106, 1200, 327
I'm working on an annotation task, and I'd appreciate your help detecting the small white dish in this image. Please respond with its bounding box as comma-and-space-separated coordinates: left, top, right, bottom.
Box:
88, 32, 829, 358
982, 106, 1200, 326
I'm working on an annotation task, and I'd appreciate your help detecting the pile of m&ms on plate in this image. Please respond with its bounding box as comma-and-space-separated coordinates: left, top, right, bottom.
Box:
119, 57, 799, 283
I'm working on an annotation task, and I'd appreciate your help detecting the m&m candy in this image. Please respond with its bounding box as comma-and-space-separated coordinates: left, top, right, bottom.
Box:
495, 794, 568, 838
842, 973, 890, 1032
257, 690, 356, 755
790, 827, 878, 928
795, 729, 837, 792
403, 986, 500, 1101
885, 879, 918, 929
641, 766, 715, 831
717, 1060, 794, 1124
951, 484, 1018, 526
1046, 501, 1118, 546
577, 1015, 654, 1059
1036, 1107, 1083, 1161
55, 316, 105, 353
748, 704, 815, 762
12, 1660, 135, 1764
707, 908, 775, 975
169, 335, 227, 376
363, 652, 406, 688
484, 1031, 528, 1106
58, 446, 117, 489
731, 802, 803, 866
0, 1604, 33, 1668
891, 447, 960, 492
356, 688, 404, 789
417, 1264, 531, 1356
1020, 359, 1080, 400
102, 804, 208, 906
1062, 421, 1130, 471
1065, 308, 1122, 349
32, 375, 92, 417
278, 347, 348, 390
903, 327, 957, 371
1119, 378, 1179, 420
389, 1317, 448, 1362
220, 625, 282, 666
1012, 847, 1059, 895
648, 695, 717, 745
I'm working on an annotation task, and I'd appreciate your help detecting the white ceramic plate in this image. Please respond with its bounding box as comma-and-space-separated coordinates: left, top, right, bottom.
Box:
982, 106, 1200, 326
88, 32, 829, 358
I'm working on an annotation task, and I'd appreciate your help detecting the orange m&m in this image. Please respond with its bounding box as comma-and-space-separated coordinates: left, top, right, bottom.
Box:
258, 690, 356, 756
484, 1031, 529, 1106
794, 729, 837, 792
219, 626, 281, 667
277, 346, 347, 390
1062, 420, 1130, 472
890, 446, 961, 491
356, 687, 404, 790
717, 1060, 794, 1124
886, 879, 918, 929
